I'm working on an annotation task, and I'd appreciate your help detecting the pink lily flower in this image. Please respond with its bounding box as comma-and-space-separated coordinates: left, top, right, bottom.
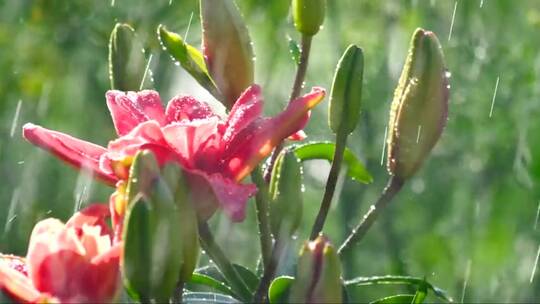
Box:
23, 84, 325, 222
0, 204, 121, 303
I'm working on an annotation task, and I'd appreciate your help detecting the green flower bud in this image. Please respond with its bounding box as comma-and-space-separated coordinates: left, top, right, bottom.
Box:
269, 150, 303, 240
200, 0, 254, 109
122, 151, 199, 302
290, 236, 342, 303
387, 28, 449, 180
292, 0, 326, 36
108, 23, 147, 91
329, 44, 364, 135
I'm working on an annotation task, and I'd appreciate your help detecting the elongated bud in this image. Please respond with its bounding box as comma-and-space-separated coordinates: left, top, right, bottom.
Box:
292, 0, 326, 36
329, 45, 364, 135
387, 28, 449, 180
269, 150, 303, 239
290, 236, 342, 303
122, 151, 198, 302
109, 23, 147, 91
200, 0, 254, 109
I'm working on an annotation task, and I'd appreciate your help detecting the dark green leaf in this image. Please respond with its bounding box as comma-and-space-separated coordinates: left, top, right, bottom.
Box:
189, 273, 235, 297
194, 264, 259, 294
158, 25, 222, 100
268, 276, 294, 303
293, 142, 373, 184
108, 23, 147, 91
411, 280, 428, 304
370, 294, 415, 304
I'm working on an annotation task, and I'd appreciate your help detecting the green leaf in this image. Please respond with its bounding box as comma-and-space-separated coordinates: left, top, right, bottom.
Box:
345, 275, 453, 303
287, 36, 301, 65
183, 292, 240, 304
108, 23, 147, 91
268, 276, 294, 304
293, 142, 373, 184
195, 264, 259, 294
370, 294, 415, 304
412, 281, 428, 304
189, 273, 235, 297
158, 25, 222, 100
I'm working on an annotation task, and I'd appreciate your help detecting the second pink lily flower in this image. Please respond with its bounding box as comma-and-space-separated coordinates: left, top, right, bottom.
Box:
23, 85, 325, 222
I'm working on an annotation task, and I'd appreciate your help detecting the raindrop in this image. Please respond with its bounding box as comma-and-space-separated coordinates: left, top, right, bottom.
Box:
448, 1, 458, 42
489, 76, 500, 118
10, 100, 22, 138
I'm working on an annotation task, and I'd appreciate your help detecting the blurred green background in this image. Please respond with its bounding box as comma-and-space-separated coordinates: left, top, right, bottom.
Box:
1, 0, 540, 302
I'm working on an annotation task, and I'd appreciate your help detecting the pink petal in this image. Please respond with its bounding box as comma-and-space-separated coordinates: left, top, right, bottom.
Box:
106, 90, 166, 136
165, 95, 217, 123
0, 264, 44, 303
22, 123, 117, 186
187, 170, 257, 222
162, 118, 221, 170
222, 85, 263, 143
66, 204, 112, 237
222, 87, 326, 181
288, 130, 307, 141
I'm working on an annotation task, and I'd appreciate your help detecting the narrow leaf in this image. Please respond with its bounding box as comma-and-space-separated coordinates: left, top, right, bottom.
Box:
293, 142, 373, 184
109, 23, 147, 91
189, 273, 235, 297
370, 294, 415, 304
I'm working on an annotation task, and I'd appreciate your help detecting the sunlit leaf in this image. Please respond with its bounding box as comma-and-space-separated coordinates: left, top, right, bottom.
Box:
268, 276, 294, 303
183, 292, 240, 304
189, 273, 235, 297
293, 141, 373, 184
370, 294, 415, 304
158, 25, 223, 100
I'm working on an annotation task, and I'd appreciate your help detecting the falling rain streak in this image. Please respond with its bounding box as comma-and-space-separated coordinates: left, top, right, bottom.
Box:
460, 259, 472, 302
416, 125, 422, 143
380, 124, 388, 166
530, 244, 540, 283
534, 201, 540, 230
139, 54, 154, 90
448, 1, 458, 42
10, 100, 22, 138
184, 12, 195, 43
489, 76, 500, 118
480, 0, 485, 8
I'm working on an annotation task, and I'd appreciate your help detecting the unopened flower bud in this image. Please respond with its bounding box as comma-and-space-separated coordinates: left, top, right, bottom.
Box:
108, 23, 147, 91
387, 28, 449, 180
292, 0, 326, 36
329, 44, 364, 135
290, 236, 342, 303
269, 150, 303, 240
200, 0, 254, 109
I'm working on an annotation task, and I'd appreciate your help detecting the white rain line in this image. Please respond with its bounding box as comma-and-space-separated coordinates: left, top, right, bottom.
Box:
139, 54, 154, 90
416, 125, 422, 143
10, 100, 22, 138
530, 243, 540, 283
489, 76, 500, 118
534, 201, 540, 230
380, 125, 388, 166
480, 0, 485, 8
184, 12, 195, 43
169, 0, 173, 5
111, 0, 115, 7
460, 259, 472, 303
448, 1, 458, 41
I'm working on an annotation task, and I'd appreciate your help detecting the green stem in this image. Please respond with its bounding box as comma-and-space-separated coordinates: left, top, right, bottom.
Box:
309, 131, 348, 240
264, 34, 314, 182
198, 222, 252, 301
252, 237, 286, 303
251, 167, 273, 269
338, 176, 404, 257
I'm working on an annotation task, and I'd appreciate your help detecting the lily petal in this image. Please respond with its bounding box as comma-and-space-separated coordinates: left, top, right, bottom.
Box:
0, 264, 44, 303
222, 85, 263, 143
106, 90, 166, 136
66, 204, 113, 237
223, 87, 325, 181
165, 95, 217, 123
22, 123, 117, 186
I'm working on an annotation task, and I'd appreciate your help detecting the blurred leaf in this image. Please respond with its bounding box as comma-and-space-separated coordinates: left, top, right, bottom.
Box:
195, 264, 259, 294
293, 142, 373, 183
345, 275, 453, 303
183, 292, 240, 304
411, 282, 427, 304
189, 273, 235, 297
287, 36, 301, 65
370, 294, 415, 304
158, 25, 222, 100
268, 276, 294, 303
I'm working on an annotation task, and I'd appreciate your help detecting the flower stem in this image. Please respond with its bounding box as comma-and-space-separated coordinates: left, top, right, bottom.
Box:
252, 237, 286, 303
198, 222, 252, 301
264, 34, 314, 182
337, 176, 404, 257
251, 167, 273, 269
309, 131, 348, 240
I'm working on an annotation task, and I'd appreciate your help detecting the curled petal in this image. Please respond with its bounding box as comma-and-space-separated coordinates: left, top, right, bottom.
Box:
165, 95, 217, 123
222, 85, 263, 143
22, 123, 117, 186
106, 90, 166, 136
66, 204, 113, 238
223, 87, 325, 181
